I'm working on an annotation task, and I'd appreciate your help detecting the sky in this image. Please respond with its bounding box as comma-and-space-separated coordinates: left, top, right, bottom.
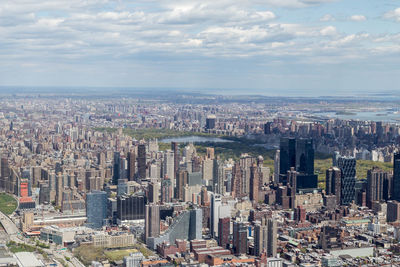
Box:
1, 0, 400, 95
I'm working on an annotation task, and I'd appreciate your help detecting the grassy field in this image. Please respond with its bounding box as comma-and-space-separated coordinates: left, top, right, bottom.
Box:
104, 249, 138, 261
0, 193, 17, 215
74, 244, 154, 265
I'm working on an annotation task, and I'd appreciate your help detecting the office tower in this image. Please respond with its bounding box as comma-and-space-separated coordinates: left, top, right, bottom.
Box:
200, 186, 209, 206
254, 219, 267, 257
211, 193, 222, 238
279, 137, 317, 190
86, 190, 108, 228
387, 201, 400, 222
213, 159, 224, 195
163, 150, 175, 182
273, 150, 280, 183
137, 144, 147, 179
98, 152, 106, 168
113, 152, 121, 185
264, 122, 272, 135
332, 151, 340, 167
393, 152, 400, 201
145, 204, 160, 241
171, 142, 179, 180
148, 182, 159, 203
117, 193, 146, 222
250, 163, 259, 203
127, 151, 136, 181
279, 137, 296, 178
206, 115, 216, 130
39, 183, 50, 204
337, 156, 356, 205
161, 178, 172, 203
267, 218, 277, 257
218, 217, 230, 249
367, 167, 388, 208
0, 157, 9, 190
176, 170, 188, 200
325, 167, 341, 205
55, 173, 63, 206
233, 221, 247, 255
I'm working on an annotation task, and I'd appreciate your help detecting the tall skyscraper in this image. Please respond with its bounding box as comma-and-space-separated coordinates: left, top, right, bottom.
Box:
250, 163, 259, 203
233, 221, 247, 255
393, 152, 400, 201
163, 150, 175, 182
326, 167, 341, 205
161, 178, 172, 203
205, 115, 216, 130
210, 193, 222, 238
86, 190, 108, 228
117, 193, 146, 222
171, 142, 179, 181
218, 217, 230, 249
127, 151, 136, 181
176, 170, 188, 200
367, 167, 388, 207
279, 137, 317, 190
337, 156, 356, 206
267, 218, 277, 257
273, 150, 280, 183
254, 219, 267, 257
145, 204, 160, 241
113, 152, 121, 185
137, 144, 147, 179
148, 182, 159, 203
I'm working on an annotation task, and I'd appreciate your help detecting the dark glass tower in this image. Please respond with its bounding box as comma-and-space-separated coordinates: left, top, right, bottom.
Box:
393, 153, 400, 201
137, 144, 147, 179
112, 152, 121, 185
337, 156, 356, 205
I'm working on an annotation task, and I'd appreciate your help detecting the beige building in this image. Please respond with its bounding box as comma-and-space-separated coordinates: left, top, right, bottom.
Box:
93, 233, 135, 248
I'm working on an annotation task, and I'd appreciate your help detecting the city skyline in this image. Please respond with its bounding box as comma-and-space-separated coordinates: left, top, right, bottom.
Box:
1, 0, 400, 94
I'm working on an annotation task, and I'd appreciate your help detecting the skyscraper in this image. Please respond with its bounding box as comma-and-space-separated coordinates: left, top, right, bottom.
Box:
250, 163, 259, 203
117, 193, 146, 222
218, 217, 230, 249
337, 156, 356, 206
279, 137, 296, 178
127, 151, 136, 181
145, 204, 160, 241
273, 150, 280, 184
205, 115, 216, 131
86, 190, 108, 228
233, 221, 247, 255
171, 142, 179, 181
326, 167, 341, 205
137, 144, 147, 179
113, 152, 121, 185
367, 167, 388, 207
393, 152, 400, 201
267, 218, 277, 257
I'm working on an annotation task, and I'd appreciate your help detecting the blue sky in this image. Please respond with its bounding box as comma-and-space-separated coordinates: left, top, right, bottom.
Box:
1, 0, 400, 96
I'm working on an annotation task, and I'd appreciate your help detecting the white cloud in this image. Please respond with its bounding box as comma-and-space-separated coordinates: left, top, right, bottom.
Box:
320, 14, 335, 22
350, 15, 366, 22
384, 8, 400, 22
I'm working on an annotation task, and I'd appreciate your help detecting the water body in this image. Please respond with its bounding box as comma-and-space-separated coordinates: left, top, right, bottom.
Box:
314, 111, 400, 122
160, 136, 233, 143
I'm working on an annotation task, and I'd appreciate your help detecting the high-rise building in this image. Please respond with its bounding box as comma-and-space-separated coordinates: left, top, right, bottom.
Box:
250, 163, 259, 203
264, 122, 272, 135
367, 167, 389, 208
176, 170, 188, 200
279, 138, 317, 190
267, 218, 277, 257
148, 182, 159, 203
233, 221, 247, 255
145, 204, 160, 241
211, 193, 222, 238
254, 219, 267, 257
206, 115, 216, 130
218, 217, 230, 249
86, 190, 108, 228
387, 200, 400, 222
117, 193, 146, 222
337, 156, 356, 205
124, 252, 144, 267
273, 150, 280, 183
113, 152, 121, 185
137, 144, 147, 179
393, 153, 400, 201
325, 167, 341, 205
171, 142, 179, 181
127, 151, 136, 181
161, 178, 172, 203
163, 150, 175, 182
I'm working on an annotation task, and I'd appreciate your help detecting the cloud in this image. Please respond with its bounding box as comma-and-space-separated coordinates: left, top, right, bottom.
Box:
320, 14, 335, 22
350, 15, 366, 22
384, 8, 400, 22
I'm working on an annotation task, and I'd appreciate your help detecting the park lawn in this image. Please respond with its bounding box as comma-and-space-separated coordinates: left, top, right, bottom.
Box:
0, 193, 17, 215
104, 249, 138, 262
